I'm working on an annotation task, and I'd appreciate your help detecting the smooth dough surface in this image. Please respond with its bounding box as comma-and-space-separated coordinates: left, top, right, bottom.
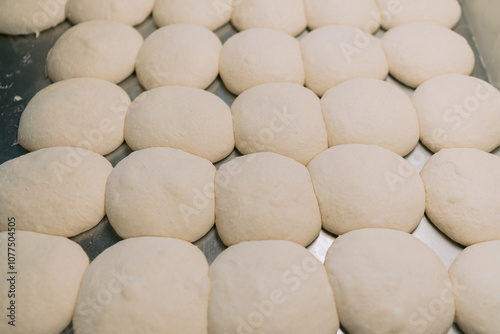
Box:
231, 82, 327, 165
66, 0, 155, 25
300, 25, 388, 96
19, 78, 131, 155
215, 152, 321, 246
325, 228, 454, 334
308, 144, 425, 235
125, 86, 234, 163
412, 74, 500, 153
209, 240, 339, 334
382, 22, 474, 88
0, 147, 112, 237
73, 237, 210, 334
321, 78, 419, 156
219, 28, 305, 95
0, 231, 88, 334
135, 24, 221, 90
420, 148, 500, 246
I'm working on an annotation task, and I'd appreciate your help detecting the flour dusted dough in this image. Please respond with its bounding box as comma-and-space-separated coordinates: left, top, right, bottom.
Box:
219, 28, 305, 95
382, 22, 474, 88
231, 83, 327, 165
124, 86, 234, 163
73, 237, 210, 334
325, 228, 454, 334
209, 240, 339, 334
0, 147, 112, 237
215, 152, 321, 246
321, 78, 419, 156
66, 0, 155, 25
308, 144, 425, 235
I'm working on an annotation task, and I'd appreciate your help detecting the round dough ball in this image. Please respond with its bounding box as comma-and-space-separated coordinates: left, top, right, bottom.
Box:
449, 240, 500, 334
153, 0, 232, 31
66, 0, 155, 26
19, 78, 131, 156
420, 148, 500, 246
73, 237, 210, 334
0, 147, 113, 237
325, 228, 454, 334
231, 82, 328, 165
300, 25, 388, 96
321, 78, 419, 156
209, 240, 339, 334
412, 74, 500, 153
0, 231, 88, 334
135, 24, 221, 90
307, 144, 425, 235
106, 147, 216, 242
231, 0, 307, 36
219, 28, 305, 95
382, 22, 474, 88
124, 86, 234, 163
215, 152, 321, 246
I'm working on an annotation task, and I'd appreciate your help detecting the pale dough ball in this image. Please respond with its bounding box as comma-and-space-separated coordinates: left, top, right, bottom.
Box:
219, 28, 305, 95
209, 240, 339, 334
307, 144, 425, 235
382, 22, 474, 88
449, 240, 500, 334
300, 25, 388, 96
215, 152, 321, 246
420, 148, 500, 246
73, 237, 210, 334
321, 78, 419, 156
231, 0, 307, 36
124, 86, 234, 163
18, 78, 131, 156
412, 74, 500, 153
106, 147, 216, 242
66, 0, 155, 26
0, 147, 113, 237
231, 82, 328, 165
325, 228, 454, 334
153, 0, 232, 31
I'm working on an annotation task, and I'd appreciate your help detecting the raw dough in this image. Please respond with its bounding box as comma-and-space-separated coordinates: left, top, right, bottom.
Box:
382, 22, 474, 88
325, 228, 454, 334
321, 78, 419, 156
219, 28, 305, 95
307, 144, 425, 235
209, 240, 339, 334
19, 78, 131, 155
124, 86, 234, 163
215, 152, 321, 246
231, 82, 328, 165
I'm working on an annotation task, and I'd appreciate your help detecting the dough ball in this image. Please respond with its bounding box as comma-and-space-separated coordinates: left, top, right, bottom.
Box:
321, 78, 419, 156
308, 144, 425, 235
420, 148, 500, 246
231, 82, 328, 165
124, 86, 234, 163
412, 74, 500, 153
106, 147, 216, 242
0, 147, 113, 237
382, 22, 474, 88
231, 0, 307, 36
219, 28, 305, 95
215, 152, 321, 246
153, 0, 232, 31
209, 240, 339, 334
449, 240, 500, 334
73, 237, 210, 334
66, 0, 155, 26
325, 228, 454, 334
19, 78, 131, 156
300, 25, 388, 96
